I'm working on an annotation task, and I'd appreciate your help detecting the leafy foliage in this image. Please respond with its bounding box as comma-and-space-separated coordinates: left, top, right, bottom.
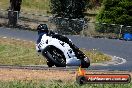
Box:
96, 0, 132, 33
50, 0, 86, 19
50, 0, 88, 34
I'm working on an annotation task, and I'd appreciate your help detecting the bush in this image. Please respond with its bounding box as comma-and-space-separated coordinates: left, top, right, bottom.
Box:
96, 0, 132, 33
50, 0, 87, 34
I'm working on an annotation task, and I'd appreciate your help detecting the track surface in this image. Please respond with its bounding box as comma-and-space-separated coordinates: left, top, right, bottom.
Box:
0, 27, 132, 71
0, 65, 79, 71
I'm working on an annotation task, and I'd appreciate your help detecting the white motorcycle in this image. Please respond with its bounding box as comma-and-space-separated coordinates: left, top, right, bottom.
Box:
36, 32, 90, 68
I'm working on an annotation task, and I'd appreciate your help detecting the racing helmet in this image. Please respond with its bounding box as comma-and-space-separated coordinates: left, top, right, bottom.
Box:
37, 24, 49, 35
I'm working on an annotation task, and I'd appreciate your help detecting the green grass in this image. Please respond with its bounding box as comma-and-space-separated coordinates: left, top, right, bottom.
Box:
0, 80, 131, 88
0, 0, 9, 10
22, 0, 50, 10
0, 0, 50, 14
81, 49, 111, 63
0, 44, 46, 66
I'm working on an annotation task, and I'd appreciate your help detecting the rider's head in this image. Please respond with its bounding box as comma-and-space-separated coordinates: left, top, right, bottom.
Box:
37, 24, 49, 35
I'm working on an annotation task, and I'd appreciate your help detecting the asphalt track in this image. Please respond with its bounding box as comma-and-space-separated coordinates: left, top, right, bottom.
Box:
0, 27, 132, 71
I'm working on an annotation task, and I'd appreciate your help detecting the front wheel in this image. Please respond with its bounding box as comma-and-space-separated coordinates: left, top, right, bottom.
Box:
42, 46, 66, 67
47, 61, 54, 67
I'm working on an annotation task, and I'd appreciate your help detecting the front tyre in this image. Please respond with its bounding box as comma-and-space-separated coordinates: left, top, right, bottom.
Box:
47, 61, 54, 67
42, 46, 66, 67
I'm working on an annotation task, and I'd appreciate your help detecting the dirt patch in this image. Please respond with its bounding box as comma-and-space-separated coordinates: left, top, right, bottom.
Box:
0, 68, 131, 82
0, 68, 75, 82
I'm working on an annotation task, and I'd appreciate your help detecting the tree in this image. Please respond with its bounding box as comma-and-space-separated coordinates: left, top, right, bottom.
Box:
50, 0, 88, 34
8, 0, 22, 27
96, 0, 132, 33
10, 0, 22, 11
50, 0, 86, 19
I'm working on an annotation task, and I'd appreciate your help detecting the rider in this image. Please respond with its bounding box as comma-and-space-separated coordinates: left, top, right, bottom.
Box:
36, 24, 48, 53
36, 24, 71, 52
36, 24, 49, 44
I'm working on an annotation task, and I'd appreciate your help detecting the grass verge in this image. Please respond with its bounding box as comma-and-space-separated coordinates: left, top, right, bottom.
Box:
81, 49, 111, 63
0, 37, 45, 65
0, 37, 111, 65
0, 0, 50, 14
0, 80, 131, 88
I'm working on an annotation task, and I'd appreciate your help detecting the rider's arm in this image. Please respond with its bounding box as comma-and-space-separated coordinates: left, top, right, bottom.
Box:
36, 33, 44, 53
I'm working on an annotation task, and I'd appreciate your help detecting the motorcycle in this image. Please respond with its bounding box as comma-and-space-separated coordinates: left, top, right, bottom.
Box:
36, 32, 90, 68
